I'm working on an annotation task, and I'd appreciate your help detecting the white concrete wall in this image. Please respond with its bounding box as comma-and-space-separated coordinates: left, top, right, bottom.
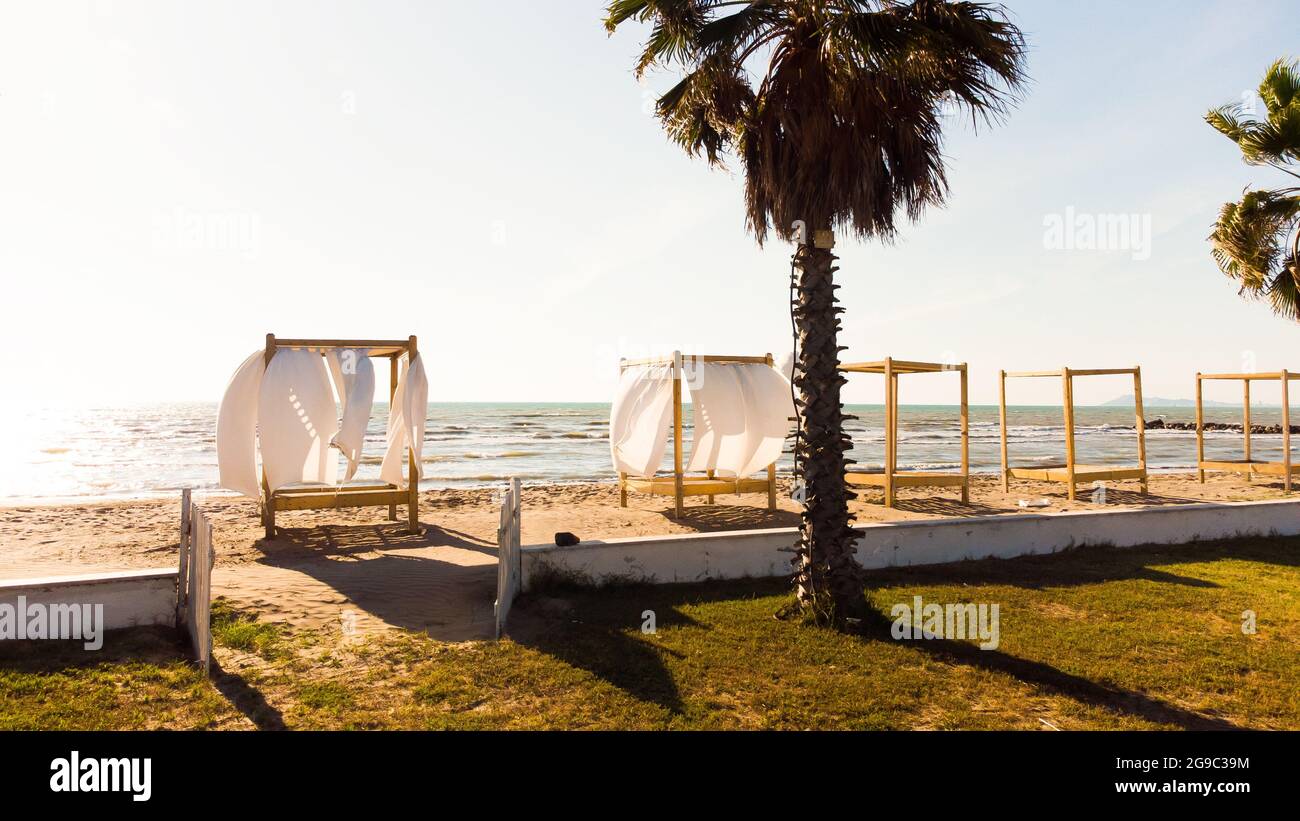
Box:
521, 527, 799, 590
520, 498, 1300, 589
0, 569, 178, 630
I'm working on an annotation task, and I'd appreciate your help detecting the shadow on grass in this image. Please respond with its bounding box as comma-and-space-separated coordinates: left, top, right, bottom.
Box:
509, 583, 743, 716
861, 537, 1300, 591
0, 625, 187, 671
850, 607, 1242, 730
508, 536, 1296, 728
210, 659, 286, 730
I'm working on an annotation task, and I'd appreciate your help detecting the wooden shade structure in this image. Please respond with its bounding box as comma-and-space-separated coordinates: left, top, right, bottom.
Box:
617, 351, 779, 518
999, 367, 1148, 501
840, 358, 969, 507
1195, 370, 1297, 493
260, 333, 421, 538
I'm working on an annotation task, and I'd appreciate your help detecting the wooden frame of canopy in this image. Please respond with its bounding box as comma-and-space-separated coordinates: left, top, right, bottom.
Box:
617, 351, 779, 518
260, 333, 420, 538
840, 358, 969, 507
1195, 370, 1298, 493
999, 366, 1148, 501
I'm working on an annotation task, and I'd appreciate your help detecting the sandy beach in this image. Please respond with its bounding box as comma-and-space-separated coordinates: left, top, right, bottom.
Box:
0, 472, 1289, 641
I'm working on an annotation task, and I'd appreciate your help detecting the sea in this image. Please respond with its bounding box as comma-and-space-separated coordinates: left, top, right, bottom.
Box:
0, 402, 1286, 504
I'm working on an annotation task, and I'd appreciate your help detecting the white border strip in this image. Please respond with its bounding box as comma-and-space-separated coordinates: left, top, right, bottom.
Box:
520, 498, 1300, 589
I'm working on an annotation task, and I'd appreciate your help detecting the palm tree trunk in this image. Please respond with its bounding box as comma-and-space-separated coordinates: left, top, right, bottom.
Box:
790, 235, 866, 622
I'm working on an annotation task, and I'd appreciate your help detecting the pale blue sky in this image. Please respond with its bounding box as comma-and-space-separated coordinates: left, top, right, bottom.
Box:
0, 0, 1295, 408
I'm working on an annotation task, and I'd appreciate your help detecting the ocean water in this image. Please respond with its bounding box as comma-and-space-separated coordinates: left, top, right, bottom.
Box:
0, 402, 1287, 504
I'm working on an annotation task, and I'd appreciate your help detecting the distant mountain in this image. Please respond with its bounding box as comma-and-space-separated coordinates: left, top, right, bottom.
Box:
1100, 394, 1238, 408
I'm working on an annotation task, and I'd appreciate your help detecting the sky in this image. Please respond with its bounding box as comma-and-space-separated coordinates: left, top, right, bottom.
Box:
0, 0, 1296, 408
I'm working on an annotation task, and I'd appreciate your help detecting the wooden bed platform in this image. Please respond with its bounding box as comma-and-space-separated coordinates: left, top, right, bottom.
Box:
844, 470, 968, 488
1000, 367, 1148, 501
1196, 370, 1296, 492
623, 475, 775, 497
840, 358, 969, 507
1006, 464, 1148, 483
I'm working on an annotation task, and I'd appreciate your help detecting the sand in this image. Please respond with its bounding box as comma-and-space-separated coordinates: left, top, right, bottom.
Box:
0, 473, 1290, 641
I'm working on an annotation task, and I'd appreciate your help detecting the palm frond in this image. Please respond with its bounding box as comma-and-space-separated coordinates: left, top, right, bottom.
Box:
605, 0, 1027, 243
657, 58, 754, 165
1205, 104, 1248, 143
1207, 58, 1300, 167
1258, 57, 1300, 115
1209, 189, 1300, 318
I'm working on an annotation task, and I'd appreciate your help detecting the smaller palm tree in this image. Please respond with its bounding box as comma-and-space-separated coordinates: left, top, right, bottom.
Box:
1206, 58, 1300, 320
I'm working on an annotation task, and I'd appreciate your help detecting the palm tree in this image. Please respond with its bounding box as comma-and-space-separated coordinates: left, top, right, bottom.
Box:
1206, 58, 1300, 320
605, 0, 1026, 622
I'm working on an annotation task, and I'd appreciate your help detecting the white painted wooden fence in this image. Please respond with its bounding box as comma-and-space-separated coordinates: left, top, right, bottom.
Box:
178, 489, 215, 674
494, 478, 522, 638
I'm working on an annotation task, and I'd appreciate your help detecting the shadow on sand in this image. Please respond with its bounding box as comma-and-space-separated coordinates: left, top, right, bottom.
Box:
654, 503, 801, 532
242, 521, 497, 640
888, 496, 1006, 517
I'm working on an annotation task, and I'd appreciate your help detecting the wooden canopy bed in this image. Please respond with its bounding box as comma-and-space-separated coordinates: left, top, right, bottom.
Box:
840, 358, 969, 507
1195, 370, 1297, 493
616, 352, 779, 518
999, 366, 1148, 501
260, 333, 421, 537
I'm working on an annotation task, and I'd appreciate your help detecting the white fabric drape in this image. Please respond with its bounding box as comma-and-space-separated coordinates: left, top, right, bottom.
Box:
774, 350, 799, 421
257, 349, 340, 493
216, 349, 266, 498
609, 363, 675, 478
776, 350, 795, 383
380, 352, 428, 488
326, 348, 374, 482
686, 362, 792, 477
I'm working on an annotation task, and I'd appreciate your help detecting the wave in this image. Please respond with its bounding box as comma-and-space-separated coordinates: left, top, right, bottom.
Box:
458, 450, 542, 460
426, 473, 545, 482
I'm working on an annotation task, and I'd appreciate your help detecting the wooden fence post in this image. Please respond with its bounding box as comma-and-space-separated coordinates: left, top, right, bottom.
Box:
177, 488, 191, 626
494, 478, 522, 638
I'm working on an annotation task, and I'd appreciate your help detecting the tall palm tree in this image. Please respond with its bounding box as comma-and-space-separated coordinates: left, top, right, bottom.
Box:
605, 0, 1026, 621
1206, 58, 1300, 320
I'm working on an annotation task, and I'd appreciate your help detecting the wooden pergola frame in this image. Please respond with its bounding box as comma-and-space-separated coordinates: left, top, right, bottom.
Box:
840, 358, 969, 507
260, 333, 421, 538
617, 351, 778, 518
1195, 370, 1297, 493
999, 367, 1148, 501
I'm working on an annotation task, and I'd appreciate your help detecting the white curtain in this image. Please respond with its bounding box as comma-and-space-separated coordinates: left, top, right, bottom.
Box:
380, 352, 429, 488
609, 363, 674, 478
257, 349, 340, 492
776, 350, 795, 383
686, 362, 792, 477
326, 348, 374, 482
215, 349, 266, 498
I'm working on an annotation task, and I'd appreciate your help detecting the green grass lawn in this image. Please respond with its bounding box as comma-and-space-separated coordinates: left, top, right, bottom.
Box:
2, 536, 1297, 730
